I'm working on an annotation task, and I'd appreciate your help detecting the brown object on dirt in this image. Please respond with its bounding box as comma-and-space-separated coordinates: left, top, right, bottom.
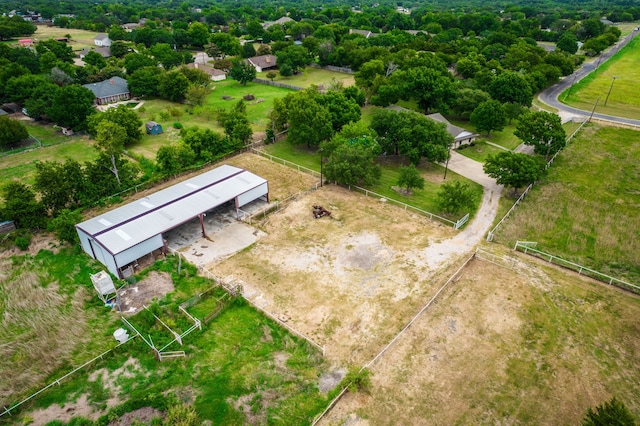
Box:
243, 94, 255, 100
312, 205, 331, 219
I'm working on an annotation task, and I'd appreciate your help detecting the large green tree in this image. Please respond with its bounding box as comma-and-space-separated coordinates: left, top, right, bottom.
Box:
483, 151, 546, 195
87, 105, 143, 146
397, 164, 425, 194
229, 60, 257, 85
0, 116, 28, 148
128, 66, 163, 97
436, 181, 475, 215
371, 109, 452, 165
159, 71, 190, 102
583, 397, 635, 426
156, 143, 197, 176
323, 142, 381, 187
470, 100, 507, 135
94, 121, 127, 186
287, 92, 333, 148
46, 85, 95, 130
34, 159, 85, 214
0, 182, 46, 230
489, 71, 533, 106
514, 111, 566, 159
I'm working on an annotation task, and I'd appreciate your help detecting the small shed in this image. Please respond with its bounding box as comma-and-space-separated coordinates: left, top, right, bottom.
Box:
146, 121, 163, 135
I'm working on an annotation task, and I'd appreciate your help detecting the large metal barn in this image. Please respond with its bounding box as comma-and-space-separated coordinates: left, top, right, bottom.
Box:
76, 165, 269, 278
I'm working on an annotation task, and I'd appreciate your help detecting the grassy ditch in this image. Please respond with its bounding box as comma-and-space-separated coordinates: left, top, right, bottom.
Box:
492, 123, 640, 282
560, 34, 640, 120
3, 252, 333, 424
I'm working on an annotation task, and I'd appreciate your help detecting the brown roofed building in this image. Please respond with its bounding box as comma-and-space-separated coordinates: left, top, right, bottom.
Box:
246, 55, 277, 72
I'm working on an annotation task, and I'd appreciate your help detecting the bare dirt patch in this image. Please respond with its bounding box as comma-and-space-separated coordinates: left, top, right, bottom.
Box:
118, 271, 174, 314
28, 394, 100, 426
223, 153, 318, 200
108, 407, 163, 426
212, 185, 458, 364
320, 254, 640, 425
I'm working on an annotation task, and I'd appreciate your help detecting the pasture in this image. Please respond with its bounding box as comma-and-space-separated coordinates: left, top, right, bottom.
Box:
30, 25, 102, 52
492, 123, 640, 283
321, 249, 640, 425
130, 80, 295, 158
561, 35, 640, 120
256, 66, 355, 89
1, 249, 331, 425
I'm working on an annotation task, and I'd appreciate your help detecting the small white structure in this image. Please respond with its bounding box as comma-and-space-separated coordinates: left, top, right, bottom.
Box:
113, 328, 129, 343
76, 165, 269, 278
91, 270, 117, 303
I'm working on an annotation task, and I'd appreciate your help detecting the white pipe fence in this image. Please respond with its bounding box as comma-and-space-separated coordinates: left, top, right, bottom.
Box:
514, 241, 639, 294
487, 118, 589, 241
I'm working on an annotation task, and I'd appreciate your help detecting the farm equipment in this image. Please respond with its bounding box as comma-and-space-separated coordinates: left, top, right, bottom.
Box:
312, 205, 331, 219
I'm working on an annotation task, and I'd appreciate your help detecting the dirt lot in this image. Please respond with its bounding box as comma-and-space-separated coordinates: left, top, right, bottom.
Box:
318, 253, 640, 425
212, 184, 459, 364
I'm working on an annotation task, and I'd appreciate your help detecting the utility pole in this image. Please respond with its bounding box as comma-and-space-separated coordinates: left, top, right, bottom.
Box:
604, 76, 617, 106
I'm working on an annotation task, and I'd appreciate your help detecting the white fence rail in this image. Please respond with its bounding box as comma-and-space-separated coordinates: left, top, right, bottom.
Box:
1, 337, 136, 418
514, 241, 639, 294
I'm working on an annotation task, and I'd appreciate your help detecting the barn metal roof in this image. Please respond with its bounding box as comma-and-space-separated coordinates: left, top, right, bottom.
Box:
76, 165, 267, 255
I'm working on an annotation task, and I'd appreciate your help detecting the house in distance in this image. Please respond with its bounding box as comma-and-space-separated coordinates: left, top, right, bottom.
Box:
83, 77, 131, 105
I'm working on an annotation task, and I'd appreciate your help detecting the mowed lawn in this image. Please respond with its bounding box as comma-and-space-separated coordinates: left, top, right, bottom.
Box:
562, 35, 640, 120
130, 80, 295, 158
493, 123, 640, 282
0, 124, 96, 187
32, 25, 102, 53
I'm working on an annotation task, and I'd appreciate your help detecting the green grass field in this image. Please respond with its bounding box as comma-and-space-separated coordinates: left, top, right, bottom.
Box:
2, 251, 330, 424
0, 131, 96, 187
561, 35, 640, 120
492, 123, 640, 282
256, 66, 355, 89
130, 80, 296, 158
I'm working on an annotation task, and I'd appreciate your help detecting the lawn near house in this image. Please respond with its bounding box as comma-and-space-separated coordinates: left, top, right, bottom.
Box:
129, 80, 295, 159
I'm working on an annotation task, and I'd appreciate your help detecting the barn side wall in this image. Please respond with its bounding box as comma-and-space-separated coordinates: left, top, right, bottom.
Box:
114, 234, 164, 268
237, 182, 268, 207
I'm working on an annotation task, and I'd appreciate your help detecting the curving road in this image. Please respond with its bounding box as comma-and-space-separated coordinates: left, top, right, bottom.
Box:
539, 28, 640, 127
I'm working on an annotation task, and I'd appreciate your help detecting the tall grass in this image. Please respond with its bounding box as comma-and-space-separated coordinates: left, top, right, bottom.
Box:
493, 124, 640, 282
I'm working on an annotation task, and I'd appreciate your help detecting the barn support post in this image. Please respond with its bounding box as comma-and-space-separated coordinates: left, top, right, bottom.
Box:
199, 213, 206, 237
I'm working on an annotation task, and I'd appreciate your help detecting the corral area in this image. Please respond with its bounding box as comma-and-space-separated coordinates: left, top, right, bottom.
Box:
212, 183, 460, 364
319, 251, 640, 425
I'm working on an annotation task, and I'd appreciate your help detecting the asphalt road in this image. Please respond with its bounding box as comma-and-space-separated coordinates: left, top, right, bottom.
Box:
539, 28, 640, 127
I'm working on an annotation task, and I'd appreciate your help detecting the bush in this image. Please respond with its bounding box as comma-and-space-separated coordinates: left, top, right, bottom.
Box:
342, 366, 372, 394
15, 235, 31, 250
173, 122, 183, 129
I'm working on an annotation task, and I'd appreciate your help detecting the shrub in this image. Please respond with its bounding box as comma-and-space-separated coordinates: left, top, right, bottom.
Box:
16, 235, 31, 250
173, 122, 183, 129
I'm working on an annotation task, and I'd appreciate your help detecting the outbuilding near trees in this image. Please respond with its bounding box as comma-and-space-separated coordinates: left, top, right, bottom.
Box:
146, 121, 163, 135
75, 165, 269, 278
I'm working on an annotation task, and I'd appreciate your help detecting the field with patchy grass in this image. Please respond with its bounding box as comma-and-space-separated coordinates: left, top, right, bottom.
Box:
1, 250, 332, 425
561, 35, 640, 120
492, 123, 640, 282
211, 183, 462, 364
256, 67, 355, 89
29, 25, 102, 53
321, 249, 640, 425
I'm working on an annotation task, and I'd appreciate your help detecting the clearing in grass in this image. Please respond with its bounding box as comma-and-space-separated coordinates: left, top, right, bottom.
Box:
492, 123, 640, 282
322, 249, 640, 425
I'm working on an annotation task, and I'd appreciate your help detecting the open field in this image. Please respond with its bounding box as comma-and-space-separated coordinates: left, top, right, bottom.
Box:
30, 25, 102, 53
561, 35, 640, 120
0, 131, 96, 187
211, 183, 461, 364
321, 249, 640, 425
256, 67, 355, 89
492, 123, 640, 282
130, 81, 295, 158
1, 253, 331, 425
